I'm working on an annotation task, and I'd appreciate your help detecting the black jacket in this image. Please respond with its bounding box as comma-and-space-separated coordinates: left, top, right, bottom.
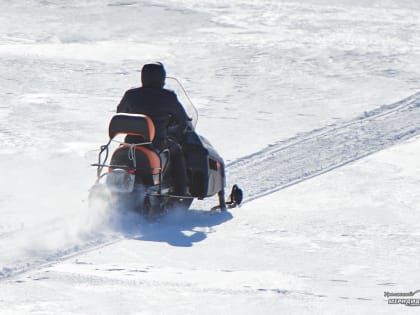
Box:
117, 87, 189, 146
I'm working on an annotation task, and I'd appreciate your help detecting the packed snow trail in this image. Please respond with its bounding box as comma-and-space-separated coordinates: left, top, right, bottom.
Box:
1, 93, 420, 281
226, 92, 420, 202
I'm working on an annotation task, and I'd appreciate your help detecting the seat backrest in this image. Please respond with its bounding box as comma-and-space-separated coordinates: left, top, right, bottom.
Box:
109, 113, 155, 142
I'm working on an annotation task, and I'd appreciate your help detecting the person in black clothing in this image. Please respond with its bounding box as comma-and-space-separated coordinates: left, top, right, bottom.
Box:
117, 62, 189, 196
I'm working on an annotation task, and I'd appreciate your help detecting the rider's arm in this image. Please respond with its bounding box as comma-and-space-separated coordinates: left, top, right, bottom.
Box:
173, 95, 190, 130
168, 93, 191, 141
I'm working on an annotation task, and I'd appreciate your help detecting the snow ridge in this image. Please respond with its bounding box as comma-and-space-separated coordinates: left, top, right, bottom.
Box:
227, 92, 420, 202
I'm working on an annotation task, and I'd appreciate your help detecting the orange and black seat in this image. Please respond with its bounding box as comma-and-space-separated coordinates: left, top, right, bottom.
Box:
108, 113, 161, 185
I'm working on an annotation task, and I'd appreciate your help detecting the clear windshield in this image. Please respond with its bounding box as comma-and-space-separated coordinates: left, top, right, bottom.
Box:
165, 77, 198, 129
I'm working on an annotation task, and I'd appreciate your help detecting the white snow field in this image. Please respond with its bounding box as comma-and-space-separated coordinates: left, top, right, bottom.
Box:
1, 0, 420, 314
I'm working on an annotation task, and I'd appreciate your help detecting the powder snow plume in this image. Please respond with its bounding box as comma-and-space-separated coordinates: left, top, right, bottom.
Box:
0, 151, 127, 278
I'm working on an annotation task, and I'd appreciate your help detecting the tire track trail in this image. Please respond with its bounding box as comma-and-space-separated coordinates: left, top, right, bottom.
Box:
226, 92, 420, 202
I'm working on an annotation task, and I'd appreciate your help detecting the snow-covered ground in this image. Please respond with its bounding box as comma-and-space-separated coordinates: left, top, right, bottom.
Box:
1, 0, 420, 313
2, 135, 420, 314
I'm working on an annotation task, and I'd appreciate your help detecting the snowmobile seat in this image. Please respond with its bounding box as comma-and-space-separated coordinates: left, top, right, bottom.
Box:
110, 145, 161, 185
109, 113, 155, 143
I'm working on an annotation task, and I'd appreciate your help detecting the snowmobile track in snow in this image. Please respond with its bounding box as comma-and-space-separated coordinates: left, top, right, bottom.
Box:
0, 237, 124, 281
226, 92, 420, 203
2, 92, 420, 281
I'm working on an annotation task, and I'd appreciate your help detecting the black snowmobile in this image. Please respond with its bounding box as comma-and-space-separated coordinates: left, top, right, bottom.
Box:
90, 78, 242, 216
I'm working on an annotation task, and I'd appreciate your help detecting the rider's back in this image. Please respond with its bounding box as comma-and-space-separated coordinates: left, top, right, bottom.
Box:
117, 64, 189, 147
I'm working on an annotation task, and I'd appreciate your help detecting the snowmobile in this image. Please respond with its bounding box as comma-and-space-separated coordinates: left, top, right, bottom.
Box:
89, 78, 242, 217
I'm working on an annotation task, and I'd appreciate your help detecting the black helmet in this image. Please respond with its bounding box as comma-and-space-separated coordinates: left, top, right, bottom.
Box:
141, 62, 166, 88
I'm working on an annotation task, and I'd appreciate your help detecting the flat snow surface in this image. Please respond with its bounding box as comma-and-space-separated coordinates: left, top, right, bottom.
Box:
1, 0, 420, 314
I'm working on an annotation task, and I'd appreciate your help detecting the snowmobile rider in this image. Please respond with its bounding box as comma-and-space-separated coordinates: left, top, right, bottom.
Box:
117, 62, 189, 196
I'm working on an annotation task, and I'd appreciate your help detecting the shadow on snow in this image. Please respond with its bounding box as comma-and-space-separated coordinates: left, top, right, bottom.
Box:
111, 207, 233, 247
